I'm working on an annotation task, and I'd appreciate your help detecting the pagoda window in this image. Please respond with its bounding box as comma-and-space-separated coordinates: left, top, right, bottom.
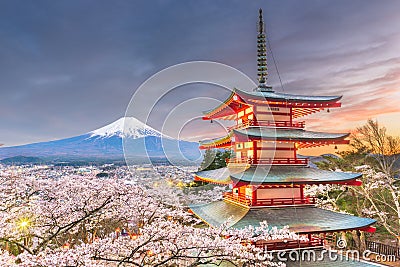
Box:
238, 186, 246, 195
244, 142, 253, 148
236, 143, 243, 149
259, 142, 293, 149
256, 187, 301, 199
255, 106, 280, 112
254, 105, 291, 124
256, 106, 270, 112
238, 110, 245, 118
247, 150, 254, 158
245, 187, 253, 199
245, 107, 253, 114
248, 114, 254, 120
236, 151, 242, 159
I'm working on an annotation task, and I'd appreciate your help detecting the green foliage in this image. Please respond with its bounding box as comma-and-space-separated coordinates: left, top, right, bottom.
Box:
353, 119, 400, 176
315, 150, 377, 172
199, 149, 231, 171
314, 119, 400, 244
96, 172, 109, 178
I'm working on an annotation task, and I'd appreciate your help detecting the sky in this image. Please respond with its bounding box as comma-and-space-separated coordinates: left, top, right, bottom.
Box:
1, 0, 400, 152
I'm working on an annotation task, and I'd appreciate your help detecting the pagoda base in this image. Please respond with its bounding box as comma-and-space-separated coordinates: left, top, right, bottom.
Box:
189, 200, 375, 234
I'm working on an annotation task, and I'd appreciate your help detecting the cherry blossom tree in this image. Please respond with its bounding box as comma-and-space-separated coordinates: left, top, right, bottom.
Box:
0, 175, 296, 266
305, 183, 347, 212
309, 120, 400, 247
354, 166, 400, 245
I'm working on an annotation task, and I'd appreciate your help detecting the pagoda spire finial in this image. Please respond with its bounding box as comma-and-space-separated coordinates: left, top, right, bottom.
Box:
256, 8, 273, 92
258, 8, 264, 34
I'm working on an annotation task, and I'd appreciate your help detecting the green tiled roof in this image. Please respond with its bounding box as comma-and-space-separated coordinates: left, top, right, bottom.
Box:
237, 88, 342, 103
230, 166, 361, 184
202, 88, 341, 118
202, 90, 236, 116
199, 128, 349, 147
195, 167, 232, 184
234, 127, 349, 141
189, 201, 376, 234
190, 200, 248, 228
194, 166, 361, 185
199, 132, 232, 147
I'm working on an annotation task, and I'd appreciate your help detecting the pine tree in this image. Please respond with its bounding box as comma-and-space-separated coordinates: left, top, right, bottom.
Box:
199, 149, 231, 171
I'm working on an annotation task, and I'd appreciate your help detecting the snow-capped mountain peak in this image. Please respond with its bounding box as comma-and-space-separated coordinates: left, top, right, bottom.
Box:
90, 117, 162, 139
0, 116, 200, 162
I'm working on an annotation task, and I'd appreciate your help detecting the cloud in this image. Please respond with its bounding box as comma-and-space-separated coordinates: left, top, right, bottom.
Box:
0, 0, 400, 146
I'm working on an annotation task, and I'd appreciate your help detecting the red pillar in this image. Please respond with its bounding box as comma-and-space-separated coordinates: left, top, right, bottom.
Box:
252, 186, 257, 206
300, 185, 304, 202
253, 141, 258, 164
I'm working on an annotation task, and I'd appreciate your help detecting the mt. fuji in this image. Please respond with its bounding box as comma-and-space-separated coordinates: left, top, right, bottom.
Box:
90, 117, 162, 139
0, 117, 201, 163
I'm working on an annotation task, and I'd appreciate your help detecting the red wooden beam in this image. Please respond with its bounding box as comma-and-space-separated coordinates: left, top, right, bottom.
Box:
199, 142, 232, 149
359, 226, 376, 233
336, 179, 362, 186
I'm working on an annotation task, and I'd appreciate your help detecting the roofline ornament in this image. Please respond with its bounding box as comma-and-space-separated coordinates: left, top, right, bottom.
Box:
256, 8, 274, 92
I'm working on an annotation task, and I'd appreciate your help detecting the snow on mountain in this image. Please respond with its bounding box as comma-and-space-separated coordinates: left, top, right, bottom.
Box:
91, 117, 162, 139
0, 117, 201, 162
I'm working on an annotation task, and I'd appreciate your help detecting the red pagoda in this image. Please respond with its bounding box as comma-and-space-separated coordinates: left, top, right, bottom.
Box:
190, 9, 376, 252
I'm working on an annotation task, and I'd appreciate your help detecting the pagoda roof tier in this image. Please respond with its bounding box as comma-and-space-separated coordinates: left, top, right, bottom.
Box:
230, 166, 361, 185
189, 201, 376, 234
202, 90, 251, 120
194, 166, 362, 185
234, 127, 350, 143
199, 127, 350, 149
238, 89, 342, 104
199, 132, 232, 149
194, 167, 232, 185
203, 88, 342, 120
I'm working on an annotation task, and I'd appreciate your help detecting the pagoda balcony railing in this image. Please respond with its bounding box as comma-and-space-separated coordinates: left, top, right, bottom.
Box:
223, 192, 316, 207
257, 236, 324, 251
223, 192, 251, 206
226, 157, 309, 166
227, 120, 305, 131
253, 196, 316, 206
